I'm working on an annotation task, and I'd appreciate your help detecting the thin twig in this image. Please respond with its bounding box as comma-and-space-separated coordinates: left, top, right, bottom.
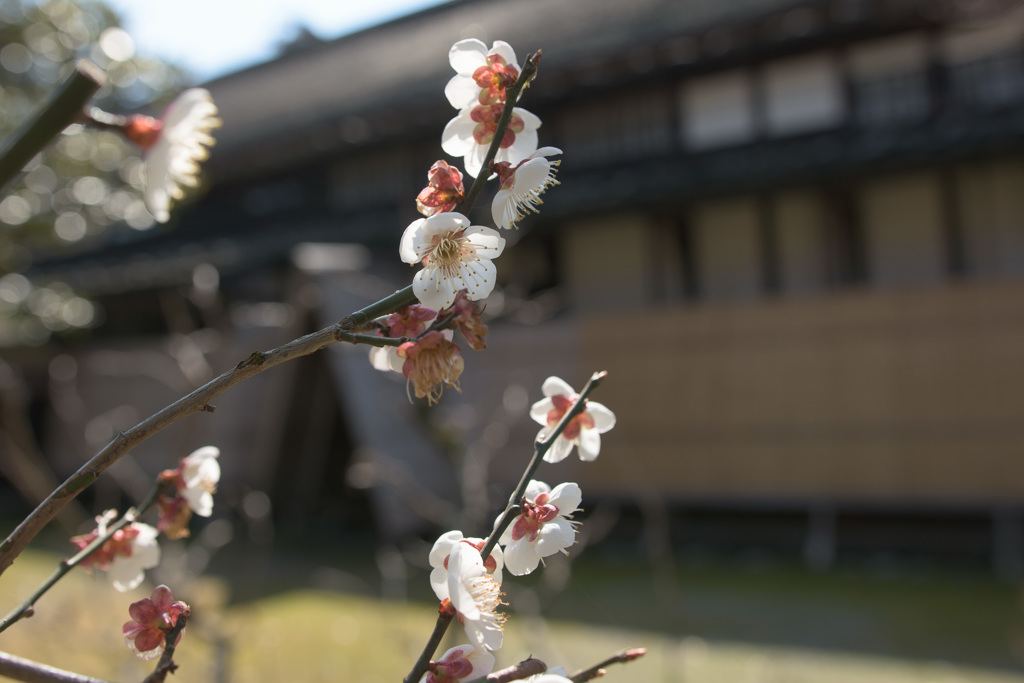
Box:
402, 607, 455, 683
568, 648, 647, 683
0, 481, 166, 634
0, 61, 105, 193
464, 657, 547, 683
0, 316, 413, 579
0, 651, 112, 683
140, 613, 188, 683
403, 371, 607, 683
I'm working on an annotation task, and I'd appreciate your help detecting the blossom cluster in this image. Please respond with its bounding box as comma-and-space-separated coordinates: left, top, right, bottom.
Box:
419, 376, 616, 681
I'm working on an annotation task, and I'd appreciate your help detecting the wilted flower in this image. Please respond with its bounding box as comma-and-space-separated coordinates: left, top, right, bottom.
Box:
439, 290, 488, 351
445, 39, 520, 109
156, 446, 220, 538
123, 88, 221, 223
397, 331, 464, 404
447, 542, 506, 651
491, 147, 561, 230
429, 530, 504, 602
122, 585, 190, 660
420, 644, 495, 683
499, 480, 581, 576
399, 212, 505, 310
71, 510, 160, 592
529, 376, 616, 463
417, 160, 465, 216
369, 304, 439, 373
442, 105, 540, 178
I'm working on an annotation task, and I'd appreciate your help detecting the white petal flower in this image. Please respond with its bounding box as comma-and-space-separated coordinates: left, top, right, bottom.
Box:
499, 480, 581, 576
447, 543, 506, 651
179, 446, 220, 517
445, 39, 520, 110
140, 88, 221, 223
492, 147, 561, 230
108, 523, 160, 592
419, 643, 495, 683
400, 212, 505, 309
429, 530, 504, 601
529, 376, 616, 463
442, 106, 541, 178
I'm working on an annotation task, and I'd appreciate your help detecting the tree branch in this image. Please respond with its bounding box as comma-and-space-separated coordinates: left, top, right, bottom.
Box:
0, 651, 112, 683
0, 60, 105, 194
0, 481, 165, 634
0, 314, 414, 578
568, 648, 647, 683
140, 613, 188, 683
464, 657, 547, 683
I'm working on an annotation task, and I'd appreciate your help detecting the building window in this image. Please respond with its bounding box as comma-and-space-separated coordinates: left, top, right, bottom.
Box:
762, 53, 845, 136
679, 69, 756, 150
948, 48, 1024, 108
556, 91, 673, 165
690, 198, 764, 302
848, 34, 931, 126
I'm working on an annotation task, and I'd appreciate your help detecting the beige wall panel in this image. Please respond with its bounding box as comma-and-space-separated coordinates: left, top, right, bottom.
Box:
774, 190, 829, 295
860, 173, 946, 288
691, 198, 763, 302
561, 214, 658, 313
576, 281, 1024, 504
958, 161, 1024, 278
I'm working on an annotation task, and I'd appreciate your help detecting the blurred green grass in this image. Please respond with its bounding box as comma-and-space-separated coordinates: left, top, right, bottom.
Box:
1, 547, 1024, 682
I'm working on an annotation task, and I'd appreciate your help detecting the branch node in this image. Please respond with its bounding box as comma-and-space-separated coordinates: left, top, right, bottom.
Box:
199, 404, 216, 413
236, 352, 266, 369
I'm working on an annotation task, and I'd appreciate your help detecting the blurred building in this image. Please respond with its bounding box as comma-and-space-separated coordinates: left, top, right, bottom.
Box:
27, 0, 1024, 570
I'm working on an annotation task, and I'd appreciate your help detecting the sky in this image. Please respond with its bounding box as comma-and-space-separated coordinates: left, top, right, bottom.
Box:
104, 0, 449, 81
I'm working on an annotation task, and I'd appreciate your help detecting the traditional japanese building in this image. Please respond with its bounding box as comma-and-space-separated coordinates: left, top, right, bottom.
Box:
27, 0, 1024, 570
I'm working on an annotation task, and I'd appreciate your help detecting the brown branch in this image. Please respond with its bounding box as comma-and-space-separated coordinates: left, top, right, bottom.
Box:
0, 61, 105, 194
0, 651, 112, 683
464, 657, 547, 683
0, 312, 413, 578
140, 613, 188, 683
569, 648, 647, 683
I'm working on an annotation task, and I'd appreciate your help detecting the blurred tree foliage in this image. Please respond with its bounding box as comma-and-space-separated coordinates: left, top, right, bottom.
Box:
0, 0, 185, 345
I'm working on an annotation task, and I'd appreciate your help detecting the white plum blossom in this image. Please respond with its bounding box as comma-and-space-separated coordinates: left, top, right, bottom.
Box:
71, 510, 161, 592
108, 523, 160, 592
429, 530, 504, 602
178, 446, 220, 517
445, 39, 520, 110
125, 88, 221, 223
499, 480, 581, 576
400, 212, 505, 310
530, 376, 616, 463
492, 147, 561, 230
442, 105, 541, 178
419, 643, 495, 683
447, 542, 506, 651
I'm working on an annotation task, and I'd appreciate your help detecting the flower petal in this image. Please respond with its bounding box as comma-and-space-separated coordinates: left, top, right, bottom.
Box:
542, 433, 574, 463
587, 402, 617, 433
542, 376, 575, 398
441, 111, 476, 157
445, 75, 481, 110
490, 41, 518, 70
399, 218, 427, 264
529, 397, 554, 425
449, 39, 488, 74
524, 479, 551, 500
503, 537, 541, 576
462, 225, 506, 259
535, 518, 576, 558
577, 428, 601, 462
413, 263, 459, 310
548, 482, 581, 514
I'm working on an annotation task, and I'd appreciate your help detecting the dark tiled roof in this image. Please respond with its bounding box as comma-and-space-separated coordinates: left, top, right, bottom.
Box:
203, 0, 809, 157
